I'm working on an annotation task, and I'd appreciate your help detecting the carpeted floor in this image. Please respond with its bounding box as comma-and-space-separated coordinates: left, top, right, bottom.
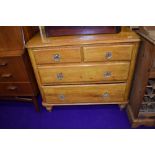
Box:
0, 96, 154, 129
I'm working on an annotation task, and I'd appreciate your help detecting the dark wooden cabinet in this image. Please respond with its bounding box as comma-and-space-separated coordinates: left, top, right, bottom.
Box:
127, 27, 155, 127
0, 26, 39, 111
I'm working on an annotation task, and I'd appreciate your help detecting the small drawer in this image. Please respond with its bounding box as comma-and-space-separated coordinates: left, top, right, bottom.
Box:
0, 82, 34, 96
38, 62, 130, 84
83, 44, 133, 62
0, 57, 29, 82
33, 47, 81, 64
42, 83, 126, 104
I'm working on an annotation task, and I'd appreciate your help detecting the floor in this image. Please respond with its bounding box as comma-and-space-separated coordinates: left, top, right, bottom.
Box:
0, 96, 154, 129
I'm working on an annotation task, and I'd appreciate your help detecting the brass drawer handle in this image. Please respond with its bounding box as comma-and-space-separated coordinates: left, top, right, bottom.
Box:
1, 73, 12, 78
103, 71, 112, 78
105, 51, 112, 59
58, 94, 65, 100
57, 72, 64, 80
53, 54, 60, 62
7, 86, 17, 91
102, 92, 110, 98
0, 62, 8, 66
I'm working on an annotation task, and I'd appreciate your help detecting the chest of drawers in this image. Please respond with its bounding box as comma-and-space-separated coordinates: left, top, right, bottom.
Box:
0, 26, 39, 111
26, 27, 140, 112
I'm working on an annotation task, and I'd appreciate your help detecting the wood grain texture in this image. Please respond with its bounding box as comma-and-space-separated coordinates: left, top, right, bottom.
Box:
128, 29, 155, 127
0, 82, 34, 96
33, 46, 81, 64
0, 50, 24, 57
42, 83, 126, 104
0, 26, 38, 52
38, 62, 130, 84
83, 44, 133, 62
28, 49, 46, 101
0, 26, 24, 51
22, 26, 39, 43
44, 26, 121, 37
43, 101, 128, 107
149, 45, 155, 78
26, 27, 140, 48
22, 50, 39, 96
0, 56, 29, 82
129, 39, 152, 118
124, 42, 139, 100
26, 27, 140, 110
0, 27, 39, 110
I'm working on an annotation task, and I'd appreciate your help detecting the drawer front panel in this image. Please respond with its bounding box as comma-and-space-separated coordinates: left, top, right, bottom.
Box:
0, 57, 29, 82
42, 83, 126, 104
38, 62, 130, 84
83, 44, 133, 62
33, 47, 81, 64
0, 83, 33, 96
149, 69, 155, 78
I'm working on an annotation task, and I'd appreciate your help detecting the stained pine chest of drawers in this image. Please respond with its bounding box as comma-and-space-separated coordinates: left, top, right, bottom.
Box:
26, 27, 140, 111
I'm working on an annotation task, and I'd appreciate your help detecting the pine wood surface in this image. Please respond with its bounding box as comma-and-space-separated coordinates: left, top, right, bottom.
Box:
27, 27, 140, 111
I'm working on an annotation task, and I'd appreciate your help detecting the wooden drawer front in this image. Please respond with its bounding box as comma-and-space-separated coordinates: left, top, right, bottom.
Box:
0, 83, 33, 96
0, 57, 29, 82
42, 83, 126, 104
149, 69, 155, 78
83, 44, 133, 62
38, 62, 130, 84
33, 47, 81, 64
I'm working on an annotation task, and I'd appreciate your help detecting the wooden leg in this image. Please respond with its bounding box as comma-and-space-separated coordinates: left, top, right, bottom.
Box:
32, 96, 39, 112
46, 106, 53, 112
119, 104, 126, 110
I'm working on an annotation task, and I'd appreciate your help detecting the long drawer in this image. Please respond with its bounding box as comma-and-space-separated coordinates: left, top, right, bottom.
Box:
33, 47, 81, 64
0, 56, 29, 82
42, 83, 126, 104
0, 82, 34, 96
38, 62, 130, 84
83, 44, 133, 62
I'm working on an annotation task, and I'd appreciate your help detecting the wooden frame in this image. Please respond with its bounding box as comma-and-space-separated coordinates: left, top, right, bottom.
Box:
27, 27, 140, 112
128, 29, 155, 127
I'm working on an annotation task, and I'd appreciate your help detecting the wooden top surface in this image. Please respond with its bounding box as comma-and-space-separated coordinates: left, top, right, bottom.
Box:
137, 30, 155, 45
26, 27, 140, 48
0, 50, 24, 57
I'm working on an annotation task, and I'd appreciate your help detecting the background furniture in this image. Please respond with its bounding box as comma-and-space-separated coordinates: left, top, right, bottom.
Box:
43, 26, 121, 37
0, 26, 39, 111
26, 27, 139, 112
128, 27, 155, 127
